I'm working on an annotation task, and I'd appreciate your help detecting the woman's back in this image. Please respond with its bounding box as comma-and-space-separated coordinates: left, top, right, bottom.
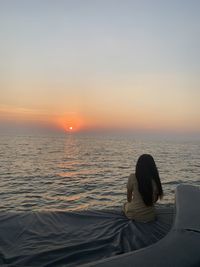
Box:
124, 173, 158, 222
123, 154, 163, 222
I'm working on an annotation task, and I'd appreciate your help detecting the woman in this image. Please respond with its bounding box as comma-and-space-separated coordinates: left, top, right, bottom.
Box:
123, 154, 163, 222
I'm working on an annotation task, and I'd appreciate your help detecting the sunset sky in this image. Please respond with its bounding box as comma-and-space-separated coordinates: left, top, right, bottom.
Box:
0, 0, 200, 135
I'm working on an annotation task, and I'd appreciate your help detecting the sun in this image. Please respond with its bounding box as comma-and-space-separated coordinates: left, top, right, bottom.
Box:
69, 126, 73, 130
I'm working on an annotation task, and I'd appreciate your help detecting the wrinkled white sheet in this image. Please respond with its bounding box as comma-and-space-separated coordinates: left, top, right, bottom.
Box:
0, 206, 174, 267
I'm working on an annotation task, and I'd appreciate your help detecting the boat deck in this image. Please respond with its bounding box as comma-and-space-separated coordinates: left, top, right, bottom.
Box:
83, 185, 200, 267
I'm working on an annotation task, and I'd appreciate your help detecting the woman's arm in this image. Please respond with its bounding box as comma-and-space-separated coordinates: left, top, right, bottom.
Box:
127, 188, 132, 202
127, 174, 134, 202
153, 179, 159, 203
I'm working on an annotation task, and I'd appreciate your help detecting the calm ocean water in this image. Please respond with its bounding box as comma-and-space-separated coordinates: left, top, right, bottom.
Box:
0, 134, 199, 212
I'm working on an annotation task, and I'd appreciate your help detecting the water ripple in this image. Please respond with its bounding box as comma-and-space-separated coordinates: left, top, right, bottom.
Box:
0, 135, 199, 212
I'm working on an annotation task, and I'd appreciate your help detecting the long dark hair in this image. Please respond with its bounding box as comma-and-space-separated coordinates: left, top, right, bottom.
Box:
135, 154, 163, 206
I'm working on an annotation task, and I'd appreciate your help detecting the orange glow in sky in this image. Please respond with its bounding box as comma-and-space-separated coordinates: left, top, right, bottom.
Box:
55, 114, 85, 133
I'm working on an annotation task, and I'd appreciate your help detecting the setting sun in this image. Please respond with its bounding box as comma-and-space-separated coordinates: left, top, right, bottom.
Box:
55, 114, 85, 133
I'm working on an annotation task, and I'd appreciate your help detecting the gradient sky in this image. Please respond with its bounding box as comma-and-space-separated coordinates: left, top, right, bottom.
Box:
0, 0, 200, 135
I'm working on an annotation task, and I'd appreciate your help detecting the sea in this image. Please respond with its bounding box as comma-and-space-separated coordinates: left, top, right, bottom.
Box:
0, 134, 199, 212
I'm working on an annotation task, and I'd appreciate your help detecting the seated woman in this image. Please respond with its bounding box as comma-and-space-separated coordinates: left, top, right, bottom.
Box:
123, 154, 163, 222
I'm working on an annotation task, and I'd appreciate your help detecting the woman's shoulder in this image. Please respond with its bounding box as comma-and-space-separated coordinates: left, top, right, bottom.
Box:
128, 173, 137, 182
127, 173, 136, 189
129, 173, 136, 178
